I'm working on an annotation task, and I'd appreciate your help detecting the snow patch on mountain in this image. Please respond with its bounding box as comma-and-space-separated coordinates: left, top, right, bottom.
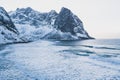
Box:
14, 24, 54, 41
9, 7, 58, 27
9, 7, 93, 41
0, 7, 20, 44
0, 25, 20, 44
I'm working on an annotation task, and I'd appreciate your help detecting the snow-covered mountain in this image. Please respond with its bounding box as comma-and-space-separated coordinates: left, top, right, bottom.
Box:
9, 7, 93, 41
54, 7, 91, 39
0, 7, 20, 44
9, 7, 58, 27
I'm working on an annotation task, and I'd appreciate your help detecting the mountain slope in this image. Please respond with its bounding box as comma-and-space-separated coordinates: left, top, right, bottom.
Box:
55, 7, 91, 39
9, 7, 93, 41
0, 7, 20, 44
9, 7, 58, 27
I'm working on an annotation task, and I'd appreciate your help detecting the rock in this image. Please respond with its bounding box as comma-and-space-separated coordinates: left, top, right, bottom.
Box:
0, 7, 19, 34
45, 10, 58, 25
54, 7, 92, 39
0, 7, 20, 44
9, 7, 93, 41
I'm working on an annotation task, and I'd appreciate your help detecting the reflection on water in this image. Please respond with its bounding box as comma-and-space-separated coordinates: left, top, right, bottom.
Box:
0, 39, 120, 80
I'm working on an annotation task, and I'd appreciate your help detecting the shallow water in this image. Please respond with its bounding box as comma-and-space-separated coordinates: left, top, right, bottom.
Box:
0, 39, 120, 80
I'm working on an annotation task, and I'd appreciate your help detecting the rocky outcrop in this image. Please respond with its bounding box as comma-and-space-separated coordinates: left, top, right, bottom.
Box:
0, 7, 20, 44
9, 7, 58, 27
0, 7, 19, 34
45, 10, 58, 25
55, 7, 91, 39
9, 7, 93, 41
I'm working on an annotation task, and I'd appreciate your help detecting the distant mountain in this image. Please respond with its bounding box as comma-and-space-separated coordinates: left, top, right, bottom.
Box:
0, 7, 20, 44
9, 7, 93, 41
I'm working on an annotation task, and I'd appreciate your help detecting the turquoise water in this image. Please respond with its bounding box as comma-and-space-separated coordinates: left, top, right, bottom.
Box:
0, 39, 120, 80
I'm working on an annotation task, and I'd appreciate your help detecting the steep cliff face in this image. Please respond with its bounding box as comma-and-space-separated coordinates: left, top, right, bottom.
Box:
0, 7, 19, 34
9, 7, 93, 41
0, 7, 20, 44
45, 10, 58, 25
55, 7, 91, 39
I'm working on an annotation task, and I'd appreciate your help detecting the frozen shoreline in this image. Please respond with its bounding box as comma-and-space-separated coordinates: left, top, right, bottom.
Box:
0, 40, 120, 80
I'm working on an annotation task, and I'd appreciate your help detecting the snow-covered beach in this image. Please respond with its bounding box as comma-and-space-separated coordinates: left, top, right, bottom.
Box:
0, 39, 120, 80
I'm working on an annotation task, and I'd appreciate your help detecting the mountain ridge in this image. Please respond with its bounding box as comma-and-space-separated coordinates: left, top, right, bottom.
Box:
9, 7, 93, 41
0, 6, 93, 44
0, 7, 21, 44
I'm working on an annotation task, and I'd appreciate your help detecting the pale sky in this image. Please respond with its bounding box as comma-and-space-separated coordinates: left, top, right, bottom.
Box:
0, 0, 120, 39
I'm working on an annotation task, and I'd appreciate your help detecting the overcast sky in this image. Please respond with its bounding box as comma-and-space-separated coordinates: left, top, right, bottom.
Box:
0, 0, 120, 39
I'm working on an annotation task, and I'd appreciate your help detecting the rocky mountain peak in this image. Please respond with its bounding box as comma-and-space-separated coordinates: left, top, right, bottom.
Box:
9, 7, 93, 40
0, 6, 20, 44
55, 7, 79, 34
0, 7, 19, 34
54, 7, 91, 39
25, 7, 33, 11
45, 10, 58, 25
0, 7, 7, 14
16, 7, 33, 12
61, 7, 72, 14
48, 10, 58, 17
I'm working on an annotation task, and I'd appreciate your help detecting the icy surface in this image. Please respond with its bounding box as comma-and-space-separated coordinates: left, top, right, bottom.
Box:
0, 39, 120, 80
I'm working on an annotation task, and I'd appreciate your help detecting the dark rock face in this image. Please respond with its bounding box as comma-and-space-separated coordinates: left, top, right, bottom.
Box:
45, 10, 58, 25
9, 7, 93, 40
54, 7, 91, 39
0, 7, 19, 34
0, 7, 20, 44
55, 7, 76, 34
